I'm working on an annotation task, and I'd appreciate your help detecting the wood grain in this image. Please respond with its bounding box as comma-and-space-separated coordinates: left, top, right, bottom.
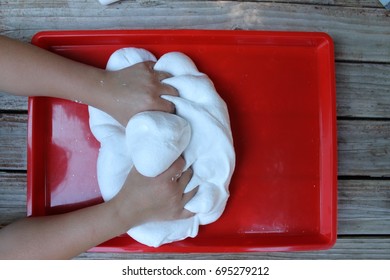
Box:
337, 180, 390, 235
0, 92, 27, 111
1, 1, 389, 62
0, 114, 27, 170
338, 120, 390, 177
336, 63, 390, 118
0, 172, 27, 228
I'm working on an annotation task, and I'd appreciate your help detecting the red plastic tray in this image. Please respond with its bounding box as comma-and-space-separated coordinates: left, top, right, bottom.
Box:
27, 30, 337, 252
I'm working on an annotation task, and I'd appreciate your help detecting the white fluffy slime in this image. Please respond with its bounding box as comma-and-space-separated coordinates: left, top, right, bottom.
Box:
88, 48, 235, 247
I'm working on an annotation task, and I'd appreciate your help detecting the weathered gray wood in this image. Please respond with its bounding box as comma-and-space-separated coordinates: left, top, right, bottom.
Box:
0, 0, 383, 9
338, 180, 390, 235
1, 62, 390, 118
252, 0, 382, 7
338, 120, 390, 177
0, 92, 28, 111
0, 114, 27, 170
0, 172, 27, 228
76, 237, 390, 259
0, 172, 26, 207
0, 0, 382, 8
1, 1, 389, 62
336, 63, 390, 118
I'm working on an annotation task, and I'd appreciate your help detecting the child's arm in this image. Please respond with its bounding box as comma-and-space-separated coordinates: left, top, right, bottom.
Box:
0, 35, 177, 126
0, 36, 194, 259
0, 157, 196, 259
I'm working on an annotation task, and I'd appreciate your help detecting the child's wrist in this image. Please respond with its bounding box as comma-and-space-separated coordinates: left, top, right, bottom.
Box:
80, 68, 109, 108
108, 194, 141, 233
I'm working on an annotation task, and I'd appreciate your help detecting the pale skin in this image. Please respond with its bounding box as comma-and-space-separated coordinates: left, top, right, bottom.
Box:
0, 36, 197, 259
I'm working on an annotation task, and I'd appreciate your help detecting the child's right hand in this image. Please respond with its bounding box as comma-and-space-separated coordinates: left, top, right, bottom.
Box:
111, 157, 197, 230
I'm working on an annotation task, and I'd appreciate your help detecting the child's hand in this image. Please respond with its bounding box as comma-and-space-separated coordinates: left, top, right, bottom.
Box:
111, 157, 197, 229
98, 61, 178, 126
0, 36, 176, 126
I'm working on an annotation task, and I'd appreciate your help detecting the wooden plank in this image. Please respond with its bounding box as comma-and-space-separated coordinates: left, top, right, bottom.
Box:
0, 172, 26, 207
237, 0, 382, 8
0, 114, 27, 170
3, 0, 382, 9
0, 172, 27, 228
336, 63, 390, 118
338, 120, 390, 177
293, 0, 382, 7
0, 0, 383, 9
175, 0, 384, 8
76, 237, 390, 259
0, 92, 28, 111
1, 61, 390, 119
338, 180, 390, 235
1, 1, 389, 62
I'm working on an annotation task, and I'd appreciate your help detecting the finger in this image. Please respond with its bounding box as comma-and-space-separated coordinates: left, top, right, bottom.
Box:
161, 83, 179, 97
167, 157, 185, 178
180, 209, 196, 219
159, 92, 176, 113
178, 167, 193, 189
182, 185, 198, 205
178, 186, 199, 219
159, 97, 176, 114
155, 70, 172, 81
142, 60, 156, 69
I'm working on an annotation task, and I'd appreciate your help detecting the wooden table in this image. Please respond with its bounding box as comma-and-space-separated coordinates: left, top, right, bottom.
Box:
1, 0, 389, 259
